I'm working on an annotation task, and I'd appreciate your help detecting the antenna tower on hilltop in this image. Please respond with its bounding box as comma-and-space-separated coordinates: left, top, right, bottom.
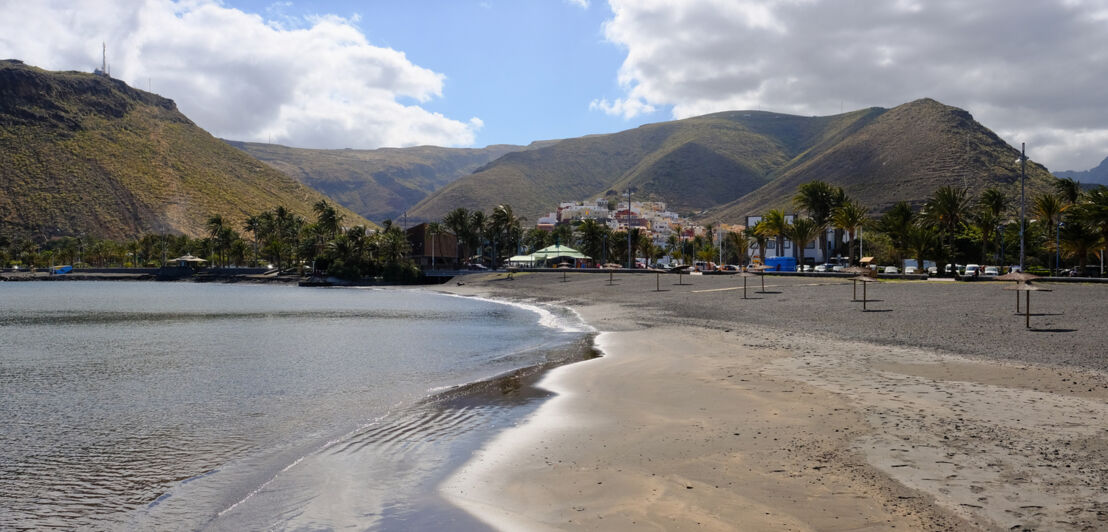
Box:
95, 42, 110, 77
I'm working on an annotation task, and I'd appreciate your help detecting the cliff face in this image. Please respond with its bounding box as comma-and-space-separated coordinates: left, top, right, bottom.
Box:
0, 60, 366, 240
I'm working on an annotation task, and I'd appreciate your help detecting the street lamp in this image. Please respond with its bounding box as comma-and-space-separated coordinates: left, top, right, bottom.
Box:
1017, 143, 1027, 272
625, 187, 635, 270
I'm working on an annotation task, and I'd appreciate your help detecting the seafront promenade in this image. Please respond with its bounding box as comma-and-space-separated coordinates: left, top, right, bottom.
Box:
440, 271, 1108, 531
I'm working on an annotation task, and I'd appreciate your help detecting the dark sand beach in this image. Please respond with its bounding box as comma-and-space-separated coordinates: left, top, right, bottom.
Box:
439, 271, 1108, 531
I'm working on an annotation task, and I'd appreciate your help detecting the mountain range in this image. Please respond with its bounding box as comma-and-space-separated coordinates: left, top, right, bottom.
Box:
227, 140, 559, 223
2, 59, 1067, 242
403, 98, 1056, 224
0, 60, 367, 241
1054, 156, 1108, 186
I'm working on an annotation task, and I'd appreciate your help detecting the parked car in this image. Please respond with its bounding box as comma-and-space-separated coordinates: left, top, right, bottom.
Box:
693, 261, 716, 272
904, 266, 918, 274
983, 266, 999, 276
832, 265, 845, 272
719, 264, 740, 271
802, 264, 813, 272
814, 263, 832, 272
882, 266, 898, 274
927, 266, 939, 275
963, 264, 981, 277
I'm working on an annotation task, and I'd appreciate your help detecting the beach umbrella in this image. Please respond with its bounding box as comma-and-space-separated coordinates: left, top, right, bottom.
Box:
737, 271, 758, 299
747, 264, 768, 292
670, 264, 691, 285
849, 275, 877, 311
843, 266, 871, 301
996, 271, 1040, 312
1003, 281, 1051, 328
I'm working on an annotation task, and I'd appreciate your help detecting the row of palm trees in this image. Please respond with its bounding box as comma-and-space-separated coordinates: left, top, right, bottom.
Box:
746, 181, 869, 267
438, 205, 525, 267
743, 178, 1108, 274
2, 201, 420, 281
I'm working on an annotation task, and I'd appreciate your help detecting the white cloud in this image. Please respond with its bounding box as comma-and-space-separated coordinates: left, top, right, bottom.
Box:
566, 0, 590, 8
0, 0, 479, 149
597, 0, 1108, 171
589, 97, 655, 119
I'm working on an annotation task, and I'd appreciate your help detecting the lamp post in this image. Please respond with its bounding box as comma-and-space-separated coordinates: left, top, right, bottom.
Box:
626, 187, 634, 270
1018, 142, 1027, 272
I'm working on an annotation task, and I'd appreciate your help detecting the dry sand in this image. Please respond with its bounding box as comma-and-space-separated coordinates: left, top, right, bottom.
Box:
438, 272, 1108, 531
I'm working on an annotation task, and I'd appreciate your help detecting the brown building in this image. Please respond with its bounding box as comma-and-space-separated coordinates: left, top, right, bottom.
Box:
406, 223, 459, 269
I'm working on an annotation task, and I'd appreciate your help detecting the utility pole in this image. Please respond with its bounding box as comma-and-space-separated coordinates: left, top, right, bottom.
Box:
1019, 142, 1026, 272
626, 188, 633, 269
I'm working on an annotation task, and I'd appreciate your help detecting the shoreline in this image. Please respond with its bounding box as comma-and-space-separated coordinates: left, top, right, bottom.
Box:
437, 272, 1108, 531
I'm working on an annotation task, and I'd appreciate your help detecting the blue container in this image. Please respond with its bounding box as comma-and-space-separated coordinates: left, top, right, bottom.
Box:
764, 256, 796, 272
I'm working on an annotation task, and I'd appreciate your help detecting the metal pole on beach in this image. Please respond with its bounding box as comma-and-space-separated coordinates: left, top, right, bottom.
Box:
1019, 142, 1027, 273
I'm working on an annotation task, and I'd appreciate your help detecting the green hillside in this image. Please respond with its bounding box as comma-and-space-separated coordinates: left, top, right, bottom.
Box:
708, 98, 1057, 221
408, 98, 1057, 224
408, 109, 879, 222
228, 141, 550, 223
0, 60, 369, 241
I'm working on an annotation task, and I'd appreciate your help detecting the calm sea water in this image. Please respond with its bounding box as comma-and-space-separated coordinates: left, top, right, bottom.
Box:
0, 281, 592, 530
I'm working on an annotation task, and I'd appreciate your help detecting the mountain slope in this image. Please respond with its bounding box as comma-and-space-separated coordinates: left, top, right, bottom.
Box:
0, 60, 368, 241
1054, 156, 1108, 186
408, 109, 880, 222
708, 99, 1057, 220
410, 99, 1057, 224
227, 141, 549, 223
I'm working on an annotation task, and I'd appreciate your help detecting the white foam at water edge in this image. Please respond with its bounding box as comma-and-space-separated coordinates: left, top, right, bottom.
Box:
436, 292, 595, 334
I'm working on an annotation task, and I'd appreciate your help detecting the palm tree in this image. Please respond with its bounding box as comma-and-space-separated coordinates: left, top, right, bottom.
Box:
1073, 186, 1108, 268
977, 187, 1009, 264
1060, 221, 1102, 273
761, 209, 788, 259
523, 227, 551, 253
1054, 177, 1082, 205
921, 186, 970, 270
206, 214, 226, 267
313, 200, 344, 240
905, 224, 940, 271
469, 210, 487, 265
784, 217, 821, 268
665, 233, 681, 265
794, 181, 843, 262
575, 218, 606, 262
1032, 193, 1065, 263
875, 201, 915, 269
243, 215, 260, 266
442, 207, 471, 263
724, 230, 749, 266
748, 222, 770, 265
830, 199, 869, 265
489, 204, 523, 266
426, 222, 444, 270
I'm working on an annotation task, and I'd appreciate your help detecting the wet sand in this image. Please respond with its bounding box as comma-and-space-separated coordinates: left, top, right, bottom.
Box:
438, 271, 1108, 531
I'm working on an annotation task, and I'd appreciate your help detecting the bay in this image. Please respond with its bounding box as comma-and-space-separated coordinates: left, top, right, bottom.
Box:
0, 281, 591, 530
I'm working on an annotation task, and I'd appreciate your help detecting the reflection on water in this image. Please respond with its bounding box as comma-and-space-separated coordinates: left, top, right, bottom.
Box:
0, 282, 589, 530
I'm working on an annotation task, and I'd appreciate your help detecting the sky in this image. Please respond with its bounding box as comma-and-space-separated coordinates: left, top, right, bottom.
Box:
1, 0, 1106, 172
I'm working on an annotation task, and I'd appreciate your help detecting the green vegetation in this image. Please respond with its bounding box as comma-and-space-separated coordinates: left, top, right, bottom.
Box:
1, 200, 418, 282
0, 60, 369, 242
743, 176, 1106, 275
407, 97, 1056, 228
408, 109, 888, 224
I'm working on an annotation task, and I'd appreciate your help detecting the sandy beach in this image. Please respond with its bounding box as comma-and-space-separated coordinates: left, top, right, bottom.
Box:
439, 271, 1108, 531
